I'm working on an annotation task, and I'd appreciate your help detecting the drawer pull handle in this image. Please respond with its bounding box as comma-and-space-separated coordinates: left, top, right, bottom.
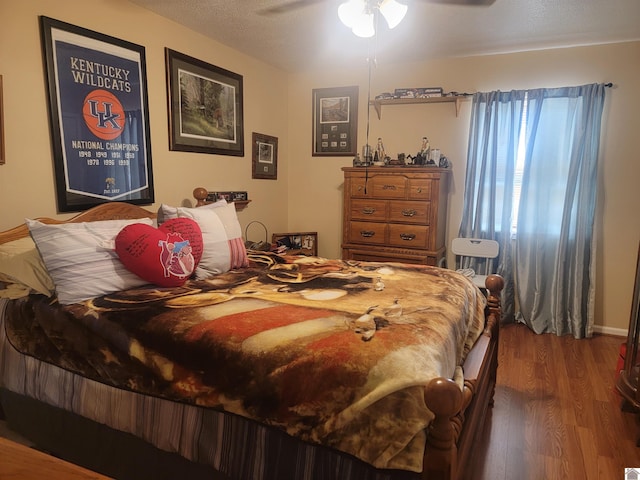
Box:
362, 207, 376, 215
417, 187, 422, 193
401, 209, 417, 217
360, 230, 376, 238
399, 233, 416, 241
382, 184, 396, 190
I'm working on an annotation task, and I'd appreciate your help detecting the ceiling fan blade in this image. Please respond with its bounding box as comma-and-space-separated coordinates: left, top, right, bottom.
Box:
258, 0, 324, 15
259, 0, 495, 16
423, 0, 496, 5
258, 0, 495, 17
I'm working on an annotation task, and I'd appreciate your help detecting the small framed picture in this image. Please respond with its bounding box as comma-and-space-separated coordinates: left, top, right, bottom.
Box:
272, 232, 318, 256
252, 132, 278, 180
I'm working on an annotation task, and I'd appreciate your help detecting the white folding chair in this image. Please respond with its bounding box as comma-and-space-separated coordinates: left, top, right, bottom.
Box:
451, 238, 499, 289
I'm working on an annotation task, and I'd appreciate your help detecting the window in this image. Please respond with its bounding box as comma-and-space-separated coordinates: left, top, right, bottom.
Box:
511, 92, 527, 237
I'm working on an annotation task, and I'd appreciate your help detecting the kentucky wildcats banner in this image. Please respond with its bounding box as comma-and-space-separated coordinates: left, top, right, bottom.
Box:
41, 17, 154, 211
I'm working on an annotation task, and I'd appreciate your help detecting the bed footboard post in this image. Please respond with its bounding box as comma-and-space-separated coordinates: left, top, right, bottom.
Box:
422, 377, 463, 480
484, 274, 504, 333
484, 274, 504, 407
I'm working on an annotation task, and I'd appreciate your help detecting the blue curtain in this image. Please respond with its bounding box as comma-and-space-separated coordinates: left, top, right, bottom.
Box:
459, 90, 526, 321
460, 83, 606, 338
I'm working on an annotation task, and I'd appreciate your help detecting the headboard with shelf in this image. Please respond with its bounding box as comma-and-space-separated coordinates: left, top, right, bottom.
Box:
0, 202, 156, 245
0, 188, 250, 246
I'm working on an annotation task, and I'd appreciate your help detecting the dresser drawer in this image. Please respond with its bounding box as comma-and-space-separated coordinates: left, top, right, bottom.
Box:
350, 175, 407, 199
388, 224, 429, 248
370, 176, 407, 198
408, 178, 432, 200
389, 200, 430, 224
348, 221, 387, 245
350, 199, 387, 221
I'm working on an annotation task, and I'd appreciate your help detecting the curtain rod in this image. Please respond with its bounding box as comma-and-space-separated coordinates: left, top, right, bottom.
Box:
605, 83, 613, 87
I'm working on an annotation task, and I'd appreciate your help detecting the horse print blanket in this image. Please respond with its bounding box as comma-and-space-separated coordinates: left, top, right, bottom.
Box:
4, 253, 486, 472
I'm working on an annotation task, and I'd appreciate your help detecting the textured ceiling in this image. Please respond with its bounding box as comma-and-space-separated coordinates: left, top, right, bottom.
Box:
129, 0, 640, 72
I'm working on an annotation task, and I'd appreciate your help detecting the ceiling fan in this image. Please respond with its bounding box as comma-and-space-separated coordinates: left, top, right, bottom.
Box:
259, 0, 496, 16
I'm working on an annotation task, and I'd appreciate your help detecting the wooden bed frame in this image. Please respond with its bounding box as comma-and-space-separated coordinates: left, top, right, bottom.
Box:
0, 198, 504, 480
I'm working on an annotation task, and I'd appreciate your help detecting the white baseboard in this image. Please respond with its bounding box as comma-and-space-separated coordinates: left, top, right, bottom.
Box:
593, 325, 627, 337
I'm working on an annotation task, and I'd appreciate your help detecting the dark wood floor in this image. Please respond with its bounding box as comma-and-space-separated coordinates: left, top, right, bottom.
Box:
473, 322, 640, 480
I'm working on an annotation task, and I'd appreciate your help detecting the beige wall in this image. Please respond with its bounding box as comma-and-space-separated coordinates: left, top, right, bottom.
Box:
1, 1, 638, 333
287, 43, 640, 334
0, 0, 291, 236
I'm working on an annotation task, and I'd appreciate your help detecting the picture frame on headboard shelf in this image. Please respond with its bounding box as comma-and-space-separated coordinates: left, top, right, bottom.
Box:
272, 232, 318, 257
39, 16, 154, 212
165, 48, 244, 157
252, 132, 278, 180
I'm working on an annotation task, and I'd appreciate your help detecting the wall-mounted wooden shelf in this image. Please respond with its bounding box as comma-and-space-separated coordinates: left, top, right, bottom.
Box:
369, 95, 470, 119
232, 200, 251, 211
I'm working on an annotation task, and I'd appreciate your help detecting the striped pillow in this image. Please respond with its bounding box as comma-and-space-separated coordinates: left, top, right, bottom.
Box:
27, 217, 154, 304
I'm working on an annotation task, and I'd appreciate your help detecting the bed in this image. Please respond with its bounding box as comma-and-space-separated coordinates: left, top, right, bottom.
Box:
0, 193, 503, 480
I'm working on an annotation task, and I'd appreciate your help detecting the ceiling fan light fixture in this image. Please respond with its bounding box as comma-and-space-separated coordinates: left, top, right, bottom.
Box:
378, 0, 407, 29
351, 12, 375, 38
338, 0, 366, 28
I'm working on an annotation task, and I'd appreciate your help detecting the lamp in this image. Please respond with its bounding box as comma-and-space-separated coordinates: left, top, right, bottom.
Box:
378, 0, 408, 29
338, 0, 407, 38
352, 12, 375, 38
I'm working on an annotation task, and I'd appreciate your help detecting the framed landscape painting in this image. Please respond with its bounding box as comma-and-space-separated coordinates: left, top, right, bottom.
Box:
166, 48, 244, 156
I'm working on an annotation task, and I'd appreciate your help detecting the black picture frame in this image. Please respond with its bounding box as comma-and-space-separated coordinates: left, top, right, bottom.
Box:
0, 75, 4, 165
272, 232, 318, 256
252, 132, 278, 180
165, 48, 244, 156
40, 16, 154, 212
312, 86, 358, 157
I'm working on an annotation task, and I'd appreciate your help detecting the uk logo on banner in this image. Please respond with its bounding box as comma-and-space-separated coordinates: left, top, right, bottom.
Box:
83, 89, 125, 140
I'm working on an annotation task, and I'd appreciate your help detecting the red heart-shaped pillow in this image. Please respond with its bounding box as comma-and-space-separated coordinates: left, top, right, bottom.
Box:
115, 218, 203, 287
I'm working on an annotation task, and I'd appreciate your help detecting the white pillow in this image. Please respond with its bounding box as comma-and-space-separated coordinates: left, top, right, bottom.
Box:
157, 199, 227, 224
177, 202, 249, 280
27, 217, 154, 304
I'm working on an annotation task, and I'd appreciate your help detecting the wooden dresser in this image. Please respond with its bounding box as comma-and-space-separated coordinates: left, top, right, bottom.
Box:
341, 166, 450, 265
